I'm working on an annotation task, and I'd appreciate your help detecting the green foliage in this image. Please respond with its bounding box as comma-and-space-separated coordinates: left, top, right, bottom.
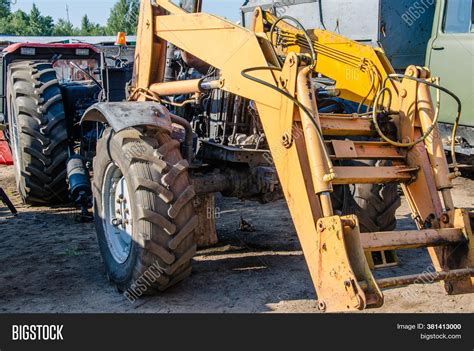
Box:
28, 4, 54, 36
79, 15, 106, 36
0, 0, 11, 18
0, 10, 29, 35
106, 0, 139, 35
52, 19, 77, 36
0, 4, 55, 36
0, 0, 138, 36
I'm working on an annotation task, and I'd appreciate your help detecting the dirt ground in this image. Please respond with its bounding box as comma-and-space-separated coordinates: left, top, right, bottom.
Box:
0, 164, 473, 313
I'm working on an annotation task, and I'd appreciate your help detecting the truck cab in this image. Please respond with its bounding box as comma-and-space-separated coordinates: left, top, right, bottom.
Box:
427, 0, 474, 156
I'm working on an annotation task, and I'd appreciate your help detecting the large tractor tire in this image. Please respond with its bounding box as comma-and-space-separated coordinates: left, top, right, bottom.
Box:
93, 127, 198, 293
344, 183, 400, 233
6, 61, 69, 204
333, 159, 401, 233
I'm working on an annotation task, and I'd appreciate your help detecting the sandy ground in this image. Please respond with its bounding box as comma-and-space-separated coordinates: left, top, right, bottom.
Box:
0, 164, 473, 313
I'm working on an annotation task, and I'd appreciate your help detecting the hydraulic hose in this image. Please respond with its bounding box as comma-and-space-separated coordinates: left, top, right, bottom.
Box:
371, 73, 462, 173
241, 65, 334, 177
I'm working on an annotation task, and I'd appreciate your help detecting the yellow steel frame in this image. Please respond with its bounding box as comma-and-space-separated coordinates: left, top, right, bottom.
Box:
130, 0, 473, 311
251, 9, 399, 109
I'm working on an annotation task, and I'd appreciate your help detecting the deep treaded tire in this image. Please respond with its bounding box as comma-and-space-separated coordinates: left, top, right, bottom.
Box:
7, 61, 69, 204
333, 161, 401, 233
351, 183, 400, 232
93, 127, 198, 293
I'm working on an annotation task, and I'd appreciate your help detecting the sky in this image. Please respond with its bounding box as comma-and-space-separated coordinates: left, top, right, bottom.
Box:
11, 0, 244, 27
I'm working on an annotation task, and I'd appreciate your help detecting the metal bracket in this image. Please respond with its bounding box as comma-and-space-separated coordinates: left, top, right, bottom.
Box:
315, 215, 383, 312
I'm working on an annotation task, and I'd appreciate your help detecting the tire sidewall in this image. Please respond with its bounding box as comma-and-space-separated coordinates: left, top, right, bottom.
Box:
6, 73, 27, 196
93, 130, 140, 286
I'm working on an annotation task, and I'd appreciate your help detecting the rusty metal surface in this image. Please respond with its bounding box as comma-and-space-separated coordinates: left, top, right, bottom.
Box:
318, 115, 375, 136
191, 166, 281, 203
327, 140, 407, 160
332, 166, 415, 184
81, 102, 173, 133
315, 215, 383, 312
359, 268, 474, 290
198, 141, 272, 167
360, 228, 465, 251
193, 193, 218, 248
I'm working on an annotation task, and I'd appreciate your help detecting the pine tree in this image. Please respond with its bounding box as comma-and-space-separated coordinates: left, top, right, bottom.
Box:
28, 4, 54, 36
106, 0, 139, 35
78, 14, 105, 36
80, 14, 93, 34
52, 18, 76, 36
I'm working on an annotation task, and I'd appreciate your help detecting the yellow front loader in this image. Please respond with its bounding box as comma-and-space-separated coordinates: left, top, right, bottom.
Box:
83, 0, 474, 311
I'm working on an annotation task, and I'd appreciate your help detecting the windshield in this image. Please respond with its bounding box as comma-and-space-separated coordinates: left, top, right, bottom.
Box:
53, 59, 99, 83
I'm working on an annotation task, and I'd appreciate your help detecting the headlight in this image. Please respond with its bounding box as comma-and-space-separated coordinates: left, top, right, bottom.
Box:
20, 47, 36, 55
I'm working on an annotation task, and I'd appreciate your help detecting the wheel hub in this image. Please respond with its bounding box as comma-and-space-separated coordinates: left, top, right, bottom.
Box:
102, 164, 133, 264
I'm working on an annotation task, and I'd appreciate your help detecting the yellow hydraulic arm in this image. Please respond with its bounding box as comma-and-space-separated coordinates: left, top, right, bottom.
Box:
131, 0, 474, 312
251, 8, 399, 109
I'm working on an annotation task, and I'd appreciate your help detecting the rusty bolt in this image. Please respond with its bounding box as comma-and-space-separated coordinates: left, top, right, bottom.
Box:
441, 213, 450, 224
400, 89, 407, 98
281, 132, 293, 148
341, 218, 356, 228
317, 300, 327, 312
318, 221, 325, 231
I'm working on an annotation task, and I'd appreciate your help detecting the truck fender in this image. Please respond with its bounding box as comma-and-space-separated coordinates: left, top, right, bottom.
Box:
81, 101, 173, 133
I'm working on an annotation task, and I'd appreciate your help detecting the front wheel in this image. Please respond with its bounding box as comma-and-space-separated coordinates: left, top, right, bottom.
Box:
93, 127, 198, 293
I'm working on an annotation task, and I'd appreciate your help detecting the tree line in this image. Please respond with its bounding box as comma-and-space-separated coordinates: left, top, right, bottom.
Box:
0, 0, 139, 36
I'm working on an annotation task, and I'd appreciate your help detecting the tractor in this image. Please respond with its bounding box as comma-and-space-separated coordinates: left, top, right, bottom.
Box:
2, 0, 473, 312
0, 41, 132, 216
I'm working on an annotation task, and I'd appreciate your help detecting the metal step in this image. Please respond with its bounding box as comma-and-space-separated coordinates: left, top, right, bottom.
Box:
319, 114, 375, 136
326, 140, 407, 160
360, 228, 466, 251
359, 268, 474, 290
332, 166, 417, 184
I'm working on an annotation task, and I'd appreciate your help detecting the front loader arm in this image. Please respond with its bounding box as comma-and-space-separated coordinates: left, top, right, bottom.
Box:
252, 9, 399, 109
130, 0, 474, 312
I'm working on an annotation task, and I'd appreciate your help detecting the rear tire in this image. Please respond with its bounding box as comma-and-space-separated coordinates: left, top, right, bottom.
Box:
333, 160, 401, 233
93, 127, 198, 294
347, 183, 400, 232
7, 61, 69, 204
